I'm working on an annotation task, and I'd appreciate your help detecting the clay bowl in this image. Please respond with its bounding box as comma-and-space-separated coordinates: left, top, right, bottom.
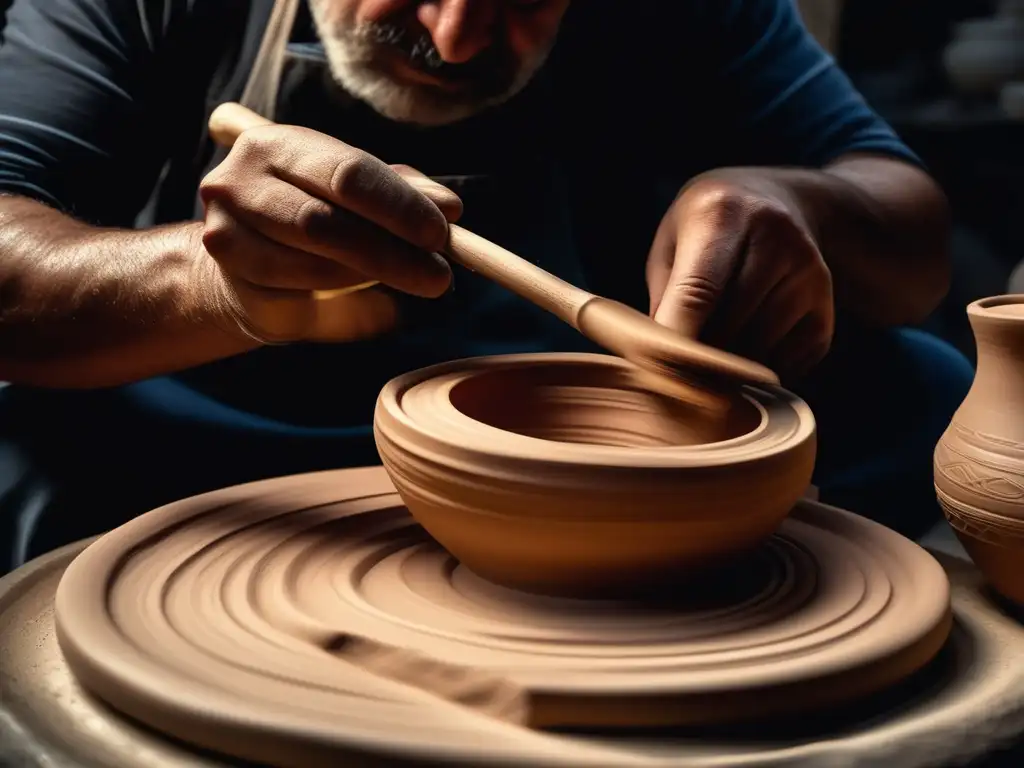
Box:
374, 353, 816, 598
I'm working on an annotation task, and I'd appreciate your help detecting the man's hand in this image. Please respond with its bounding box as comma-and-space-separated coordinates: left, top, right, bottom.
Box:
646, 170, 835, 379
0, 127, 468, 388
198, 124, 463, 343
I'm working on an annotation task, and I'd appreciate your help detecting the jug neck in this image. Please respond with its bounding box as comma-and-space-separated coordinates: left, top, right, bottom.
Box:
963, 296, 1024, 438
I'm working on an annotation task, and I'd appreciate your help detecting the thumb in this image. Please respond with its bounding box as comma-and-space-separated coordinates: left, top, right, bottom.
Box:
652, 225, 744, 338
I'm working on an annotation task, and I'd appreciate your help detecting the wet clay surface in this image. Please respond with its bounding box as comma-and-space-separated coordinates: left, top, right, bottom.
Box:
36, 467, 963, 767
2, 547, 1018, 768
373, 353, 816, 596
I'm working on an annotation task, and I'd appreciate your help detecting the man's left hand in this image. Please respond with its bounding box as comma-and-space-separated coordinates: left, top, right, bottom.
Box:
646, 170, 834, 380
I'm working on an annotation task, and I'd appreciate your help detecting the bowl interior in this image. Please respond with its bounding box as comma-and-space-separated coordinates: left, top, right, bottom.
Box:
448, 360, 762, 448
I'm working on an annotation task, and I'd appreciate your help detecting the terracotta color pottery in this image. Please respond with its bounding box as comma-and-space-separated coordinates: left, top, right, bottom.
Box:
935, 295, 1024, 604
372, 353, 816, 597
2, 524, 1019, 768
47, 467, 957, 767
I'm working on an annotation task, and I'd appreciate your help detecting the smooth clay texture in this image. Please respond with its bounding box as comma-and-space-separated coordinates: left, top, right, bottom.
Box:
935, 295, 1024, 604
373, 353, 816, 597
52, 467, 953, 768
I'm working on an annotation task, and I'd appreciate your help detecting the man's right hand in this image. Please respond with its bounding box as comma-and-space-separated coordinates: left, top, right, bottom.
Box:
198, 124, 463, 343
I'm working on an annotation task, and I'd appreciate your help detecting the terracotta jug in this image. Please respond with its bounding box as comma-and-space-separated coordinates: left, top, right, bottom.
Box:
935, 295, 1024, 603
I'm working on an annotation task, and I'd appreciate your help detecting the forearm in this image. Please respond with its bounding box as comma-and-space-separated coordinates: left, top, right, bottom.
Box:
0, 195, 258, 388
760, 156, 952, 327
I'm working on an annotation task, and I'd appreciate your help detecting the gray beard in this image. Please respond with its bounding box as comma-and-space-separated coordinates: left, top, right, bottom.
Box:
307, 1, 552, 126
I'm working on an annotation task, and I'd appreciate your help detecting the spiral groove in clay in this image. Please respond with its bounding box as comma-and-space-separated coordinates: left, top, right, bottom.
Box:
55, 467, 951, 767
373, 353, 817, 595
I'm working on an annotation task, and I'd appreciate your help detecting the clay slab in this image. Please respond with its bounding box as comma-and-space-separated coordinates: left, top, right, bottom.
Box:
30, 468, 968, 766
0, 479, 1019, 765
1, 523, 1022, 766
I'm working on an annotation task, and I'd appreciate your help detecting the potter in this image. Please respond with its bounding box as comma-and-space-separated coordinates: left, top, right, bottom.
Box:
0, 0, 972, 571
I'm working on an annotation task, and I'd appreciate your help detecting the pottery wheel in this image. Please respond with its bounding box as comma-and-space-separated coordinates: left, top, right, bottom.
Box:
43, 466, 957, 767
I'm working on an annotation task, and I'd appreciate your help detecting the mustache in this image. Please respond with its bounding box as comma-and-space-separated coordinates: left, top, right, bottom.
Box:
359, 22, 512, 82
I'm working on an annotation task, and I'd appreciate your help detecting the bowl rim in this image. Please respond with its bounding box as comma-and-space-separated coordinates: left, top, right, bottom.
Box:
374, 352, 816, 471
968, 294, 1024, 320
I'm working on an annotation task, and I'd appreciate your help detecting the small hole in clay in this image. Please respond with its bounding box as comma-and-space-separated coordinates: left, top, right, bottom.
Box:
448, 361, 761, 447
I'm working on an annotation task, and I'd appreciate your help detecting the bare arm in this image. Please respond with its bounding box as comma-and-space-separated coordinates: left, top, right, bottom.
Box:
694, 156, 950, 329
786, 155, 952, 327
682, 0, 951, 326
646, 156, 951, 376
0, 132, 459, 390
0, 2, 451, 389
0, 194, 257, 388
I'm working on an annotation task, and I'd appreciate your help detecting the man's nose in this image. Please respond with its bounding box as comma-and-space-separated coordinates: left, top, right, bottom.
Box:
417, 0, 497, 63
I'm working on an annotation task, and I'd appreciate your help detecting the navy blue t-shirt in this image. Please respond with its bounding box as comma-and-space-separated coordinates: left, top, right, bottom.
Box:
0, 0, 920, 431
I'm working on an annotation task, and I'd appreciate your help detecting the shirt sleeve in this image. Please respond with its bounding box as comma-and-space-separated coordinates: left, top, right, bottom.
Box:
696, 0, 921, 169
0, 0, 200, 226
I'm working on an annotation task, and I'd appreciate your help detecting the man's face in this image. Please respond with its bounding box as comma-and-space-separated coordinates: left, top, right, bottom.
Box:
308, 0, 571, 126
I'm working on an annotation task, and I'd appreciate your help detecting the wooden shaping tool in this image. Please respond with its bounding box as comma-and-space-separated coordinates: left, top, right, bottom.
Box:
208, 103, 779, 397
